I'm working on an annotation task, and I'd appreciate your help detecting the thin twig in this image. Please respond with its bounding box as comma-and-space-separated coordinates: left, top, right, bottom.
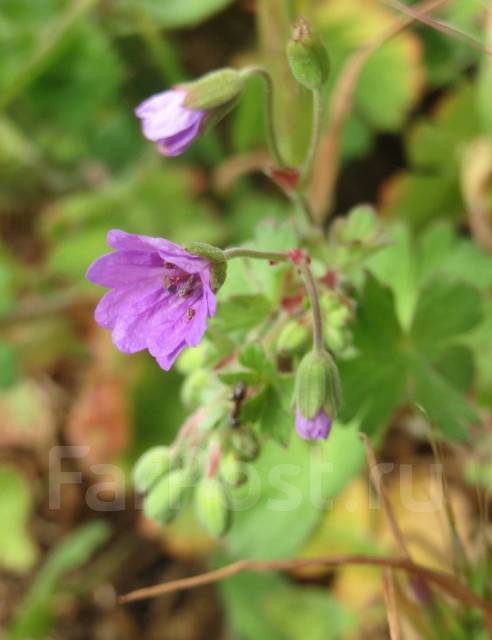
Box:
308, 0, 449, 221
360, 433, 412, 560
383, 569, 402, 640
118, 552, 492, 632
384, 0, 492, 56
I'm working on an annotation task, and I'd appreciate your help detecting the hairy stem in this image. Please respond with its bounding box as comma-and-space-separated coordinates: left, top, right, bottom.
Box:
302, 89, 324, 183
242, 66, 287, 168
297, 259, 324, 353
224, 247, 289, 262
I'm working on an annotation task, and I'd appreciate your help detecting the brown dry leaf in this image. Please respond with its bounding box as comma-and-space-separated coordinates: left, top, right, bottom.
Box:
66, 370, 131, 471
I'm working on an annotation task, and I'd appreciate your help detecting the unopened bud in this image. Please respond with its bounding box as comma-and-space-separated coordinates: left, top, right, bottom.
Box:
181, 369, 210, 408
324, 325, 351, 353
183, 68, 245, 111
287, 18, 330, 91
230, 428, 260, 462
143, 468, 190, 525
194, 477, 231, 537
186, 242, 227, 293
132, 446, 173, 494
276, 320, 310, 356
220, 455, 246, 487
295, 350, 341, 420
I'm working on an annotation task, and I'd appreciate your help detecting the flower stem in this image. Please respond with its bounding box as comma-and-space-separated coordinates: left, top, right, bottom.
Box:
302, 88, 324, 183
224, 247, 289, 262
297, 259, 324, 353
242, 66, 287, 168
289, 191, 318, 228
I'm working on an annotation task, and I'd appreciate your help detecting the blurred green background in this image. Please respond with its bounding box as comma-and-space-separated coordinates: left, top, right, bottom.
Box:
1, 0, 492, 638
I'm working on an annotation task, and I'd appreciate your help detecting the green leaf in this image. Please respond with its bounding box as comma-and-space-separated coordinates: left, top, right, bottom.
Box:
366, 224, 418, 329
411, 278, 482, 353
416, 223, 492, 291
434, 344, 475, 394
339, 352, 408, 435
239, 344, 275, 378
124, 0, 235, 29
213, 295, 272, 334
339, 270, 481, 439
0, 465, 38, 574
220, 569, 355, 640
258, 382, 294, 447
352, 273, 402, 353
8, 521, 110, 639
382, 84, 481, 227
318, 0, 422, 134
226, 422, 365, 559
0, 341, 19, 388
411, 354, 478, 441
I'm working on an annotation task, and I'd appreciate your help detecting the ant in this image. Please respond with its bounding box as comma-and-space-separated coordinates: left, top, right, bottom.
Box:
228, 381, 247, 428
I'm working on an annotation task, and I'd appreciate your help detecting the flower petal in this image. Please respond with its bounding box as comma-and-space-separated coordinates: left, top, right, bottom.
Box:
94, 283, 166, 331
135, 89, 204, 142
157, 118, 204, 156
295, 408, 332, 440
86, 251, 164, 288
107, 229, 182, 255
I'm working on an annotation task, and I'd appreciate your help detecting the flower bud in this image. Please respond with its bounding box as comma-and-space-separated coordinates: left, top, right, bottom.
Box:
181, 369, 210, 408
230, 428, 260, 462
186, 242, 227, 293
276, 320, 310, 356
325, 325, 351, 353
295, 350, 341, 420
286, 18, 330, 91
194, 477, 231, 537
132, 446, 173, 494
143, 468, 190, 525
183, 68, 245, 111
220, 455, 246, 487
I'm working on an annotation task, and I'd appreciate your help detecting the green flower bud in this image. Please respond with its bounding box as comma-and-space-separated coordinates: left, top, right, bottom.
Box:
194, 477, 231, 537
183, 68, 245, 111
186, 242, 227, 293
220, 455, 246, 487
230, 428, 260, 462
143, 468, 190, 525
286, 18, 330, 91
276, 320, 310, 356
132, 446, 173, 494
181, 369, 211, 408
324, 325, 351, 353
295, 350, 341, 419
176, 341, 208, 375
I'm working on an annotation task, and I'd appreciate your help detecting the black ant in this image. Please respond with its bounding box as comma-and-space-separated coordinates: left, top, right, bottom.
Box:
228, 381, 247, 428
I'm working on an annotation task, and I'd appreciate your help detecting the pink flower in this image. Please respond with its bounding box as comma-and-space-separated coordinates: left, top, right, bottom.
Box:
86, 230, 217, 370
135, 89, 207, 156
295, 407, 332, 440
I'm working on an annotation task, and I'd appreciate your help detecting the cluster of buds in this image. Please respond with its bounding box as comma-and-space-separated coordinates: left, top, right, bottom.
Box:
132, 399, 259, 537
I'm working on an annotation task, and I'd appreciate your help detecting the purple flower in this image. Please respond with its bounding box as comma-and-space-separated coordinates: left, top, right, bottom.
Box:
86, 230, 217, 370
295, 407, 332, 440
135, 89, 207, 156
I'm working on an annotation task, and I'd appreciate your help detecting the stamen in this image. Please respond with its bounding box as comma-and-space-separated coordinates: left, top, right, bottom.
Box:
164, 275, 178, 294
187, 308, 195, 321
179, 276, 197, 297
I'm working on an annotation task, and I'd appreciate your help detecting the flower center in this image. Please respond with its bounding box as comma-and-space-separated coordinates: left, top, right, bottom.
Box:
163, 263, 201, 299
